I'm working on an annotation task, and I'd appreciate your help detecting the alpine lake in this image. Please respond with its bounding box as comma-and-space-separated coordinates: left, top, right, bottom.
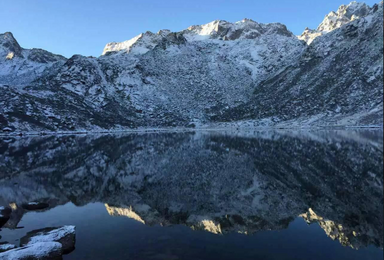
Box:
0, 129, 382, 260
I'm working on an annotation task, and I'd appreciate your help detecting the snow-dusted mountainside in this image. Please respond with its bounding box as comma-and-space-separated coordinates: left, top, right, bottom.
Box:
0, 32, 66, 87
215, 2, 383, 127
0, 1, 382, 134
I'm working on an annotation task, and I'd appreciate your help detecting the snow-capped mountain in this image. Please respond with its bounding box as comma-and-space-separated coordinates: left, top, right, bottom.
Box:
102, 19, 295, 55
298, 1, 372, 44
0, 1, 382, 133
0, 32, 66, 87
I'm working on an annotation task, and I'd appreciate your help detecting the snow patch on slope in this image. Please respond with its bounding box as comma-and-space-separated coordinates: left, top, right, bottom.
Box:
0, 242, 62, 260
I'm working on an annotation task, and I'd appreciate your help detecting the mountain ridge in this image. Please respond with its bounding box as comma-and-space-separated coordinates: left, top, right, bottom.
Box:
101, 19, 295, 56
298, 1, 374, 44
0, 1, 382, 134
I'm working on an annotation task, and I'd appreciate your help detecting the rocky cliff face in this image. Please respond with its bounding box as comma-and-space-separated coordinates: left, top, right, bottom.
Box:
0, 1, 382, 134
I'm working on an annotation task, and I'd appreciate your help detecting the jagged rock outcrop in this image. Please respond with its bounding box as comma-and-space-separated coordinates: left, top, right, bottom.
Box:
183, 19, 293, 41
0, 32, 22, 58
0, 32, 66, 87
298, 1, 373, 44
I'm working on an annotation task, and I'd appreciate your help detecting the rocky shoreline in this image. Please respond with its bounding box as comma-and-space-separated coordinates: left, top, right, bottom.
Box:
0, 205, 76, 260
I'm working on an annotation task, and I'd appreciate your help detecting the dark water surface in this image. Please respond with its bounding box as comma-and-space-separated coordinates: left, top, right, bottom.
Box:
0, 130, 383, 260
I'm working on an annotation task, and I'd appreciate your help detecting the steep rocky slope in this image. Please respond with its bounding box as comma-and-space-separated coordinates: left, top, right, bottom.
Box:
0, 1, 382, 133
215, 2, 383, 127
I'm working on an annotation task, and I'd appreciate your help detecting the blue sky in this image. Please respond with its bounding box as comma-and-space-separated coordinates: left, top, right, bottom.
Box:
0, 0, 379, 57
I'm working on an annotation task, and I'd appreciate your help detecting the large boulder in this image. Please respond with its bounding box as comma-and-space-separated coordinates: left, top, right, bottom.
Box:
0, 242, 62, 260
20, 226, 76, 254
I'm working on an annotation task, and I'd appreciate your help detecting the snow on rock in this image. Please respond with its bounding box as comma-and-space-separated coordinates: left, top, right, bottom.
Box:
0, 243, 16, 253
102, 30, 173, 55
102, 19, 294, 55
20, 226, 76, 254
297, 28, 325, 45
337, 1, 372, 19
299, 1, 372, 44
0, 32, 66, 87
0, 242, 62, 260
184, 19, 293, 41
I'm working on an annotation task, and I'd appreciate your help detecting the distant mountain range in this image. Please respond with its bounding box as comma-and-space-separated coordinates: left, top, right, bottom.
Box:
0, 1, 382, 134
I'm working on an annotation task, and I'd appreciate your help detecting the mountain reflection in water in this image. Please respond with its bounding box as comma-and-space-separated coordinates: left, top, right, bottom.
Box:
0, 130, 383, 260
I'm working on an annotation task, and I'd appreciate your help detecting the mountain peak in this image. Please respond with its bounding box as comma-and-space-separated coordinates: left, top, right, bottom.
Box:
102, 32, 161, 55
339, 1, 371, 19
299, 1, 373, 44
184, 19, 293, 41
0, 31, 67, 86
2, 31, 14, 38
317, 1, 370, 32
240, 18, 256, 23
0, 31, 23, 59
157, 29, 171, 37
102, 18, 295, 55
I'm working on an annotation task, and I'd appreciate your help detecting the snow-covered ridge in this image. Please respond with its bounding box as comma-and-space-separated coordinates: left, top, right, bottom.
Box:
27, 226, 76, 245
183, 19, 293, 41
317, 1, 370, 32
102, 32, 160, 55
0, 32, 66, 86
101, 18, 294, 55
104, 1, 379, 53
298, 1, 377, 44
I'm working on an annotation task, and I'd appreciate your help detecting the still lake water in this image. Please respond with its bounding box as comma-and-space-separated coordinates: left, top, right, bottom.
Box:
0, 130, 382, 260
